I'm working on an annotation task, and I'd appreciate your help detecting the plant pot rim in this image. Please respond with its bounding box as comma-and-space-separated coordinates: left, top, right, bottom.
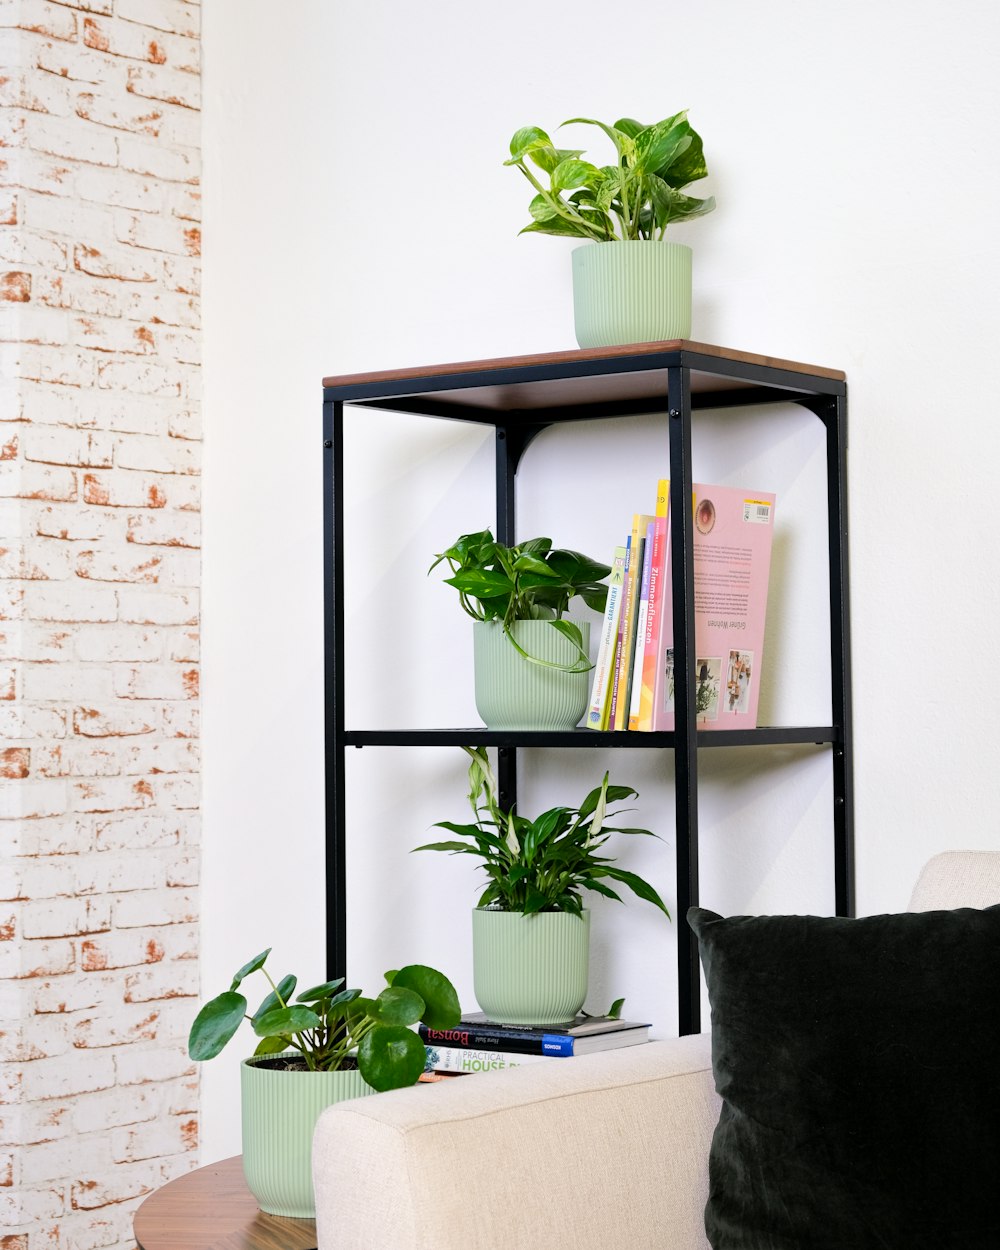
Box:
241, 1054, 361, 1073
572, 238, 692, 252
473, 906, 590, 917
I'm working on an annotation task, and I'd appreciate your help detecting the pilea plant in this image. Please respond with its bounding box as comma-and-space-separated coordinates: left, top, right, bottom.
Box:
415, 746, 670, 918
187, 950, 460, 1092
505, 110, 715, 242
429, 528, 610, 671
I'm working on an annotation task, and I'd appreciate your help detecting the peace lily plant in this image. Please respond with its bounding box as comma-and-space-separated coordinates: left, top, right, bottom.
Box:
430, 528, 610, 672
416, 745, 670, 918
188, 948, 460, 1092
505, 110, 715, 243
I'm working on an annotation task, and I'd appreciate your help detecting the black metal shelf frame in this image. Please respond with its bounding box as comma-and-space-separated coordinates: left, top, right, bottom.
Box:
323, 344, 854, 1036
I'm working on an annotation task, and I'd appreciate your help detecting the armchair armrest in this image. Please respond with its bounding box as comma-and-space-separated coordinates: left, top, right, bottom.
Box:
313, 1032, 718, 1250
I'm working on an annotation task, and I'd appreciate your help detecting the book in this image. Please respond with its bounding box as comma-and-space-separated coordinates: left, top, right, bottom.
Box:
651, 484, 777, 732
612, 513, 652, 730
636, 480, 670, 731
627, 519, 656, 731
419, 1013, 651, 1057
423, 1044, 550, 1075
585, 545, 627, 731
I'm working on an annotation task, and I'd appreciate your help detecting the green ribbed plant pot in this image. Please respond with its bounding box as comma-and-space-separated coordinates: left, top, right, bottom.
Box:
241, 1057, 374, 1218
473, 619, 590, 730
572, 240, 692, 348
472, 908, 590, 1025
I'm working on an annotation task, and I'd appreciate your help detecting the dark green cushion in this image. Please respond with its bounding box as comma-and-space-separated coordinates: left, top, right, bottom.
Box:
688, 904, 1000, 1250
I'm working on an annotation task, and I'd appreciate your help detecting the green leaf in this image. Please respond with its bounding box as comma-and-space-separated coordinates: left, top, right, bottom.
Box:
252, 974, 297, 1024
444, 569, 515, 599
357, 1024, 427, 1092
518, 217, 599, 240
253, 1034, 289, 1057
608, 997, 625, 1019
596, 865, 671, 916
635, 121, 691, 177
561, 117, 635, 163
506, 125, 554, 164
545, 549, 612, 585
551, 158, 601, 193
412, 839, 479, 854
648, 176, 715, 229
188, 991, 247, 1060
373, 985, 424, 1027
295, 978, 345, 1004
252, 1004, 322, 1038
229, 948, 270, 991
391, 965, 461, 1030
613, 117, 648, 139
578, 583, 610, 613
659, 125, 709, 187
527, 193, 561, 224
528, 145, 585, 175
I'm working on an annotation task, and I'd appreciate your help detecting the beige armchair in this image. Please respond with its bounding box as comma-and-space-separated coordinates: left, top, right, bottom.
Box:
312, 851, 1000, 1250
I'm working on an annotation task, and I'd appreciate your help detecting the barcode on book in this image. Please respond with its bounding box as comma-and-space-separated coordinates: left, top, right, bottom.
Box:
743, 500, 772, 525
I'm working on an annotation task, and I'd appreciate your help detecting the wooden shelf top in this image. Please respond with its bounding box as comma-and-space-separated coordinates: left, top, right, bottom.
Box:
322, 340, 845, 415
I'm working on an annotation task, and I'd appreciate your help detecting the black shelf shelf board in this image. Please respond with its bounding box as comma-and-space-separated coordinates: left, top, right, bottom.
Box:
342, 726, 840, 749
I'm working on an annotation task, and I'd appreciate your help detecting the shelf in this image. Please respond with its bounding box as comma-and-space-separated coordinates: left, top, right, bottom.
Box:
342, 727, 841, 749
323, 339, 854, 1039
323, 340, 845, 421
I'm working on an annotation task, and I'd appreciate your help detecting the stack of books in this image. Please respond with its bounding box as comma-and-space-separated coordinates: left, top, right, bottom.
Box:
587, 478, 776, 733
419, 1011, 651, 1077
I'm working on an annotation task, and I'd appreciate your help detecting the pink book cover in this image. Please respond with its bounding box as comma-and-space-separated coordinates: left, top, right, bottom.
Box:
651, 484, 776, 732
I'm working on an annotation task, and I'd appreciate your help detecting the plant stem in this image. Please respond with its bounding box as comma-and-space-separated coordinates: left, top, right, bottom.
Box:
516, 163, 605, 241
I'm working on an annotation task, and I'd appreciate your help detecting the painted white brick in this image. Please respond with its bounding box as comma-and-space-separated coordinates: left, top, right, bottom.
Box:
113, 664, 196, 700
0, 777, 67, 820
74, 851, 165, 896
113, 1044, 193, 1086
0, 704, 68, 739
0, 538, 73, 580
117, 134, 198, 184
92, 813, 185, 851
0, 461, 78, 502
113, 432, 197, 475
24, 110, 119, 166
74, 88, 163, 138
22, 663, 113, 701
5, 1, 202, 1233
113, 887, 196, 929
122, 738, 197, 775
6, 0, 80, 42
71, 1083, 163, 1134
23, 427, 115, 469
72, 704, 157, 738
69, 774, 157, 813
22, 582, 117, 621
74, 623, 161, 662
20, 897, 111, 939
122, 961, 196, 1003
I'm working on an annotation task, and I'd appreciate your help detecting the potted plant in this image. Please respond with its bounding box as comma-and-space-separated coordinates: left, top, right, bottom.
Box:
504, 110, 715, 348
430, 528, 610, 729
188, 950, 460, 1218
415, 746, 669, 1024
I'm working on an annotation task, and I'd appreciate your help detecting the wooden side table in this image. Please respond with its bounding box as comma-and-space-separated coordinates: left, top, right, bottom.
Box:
133, 1155, 317, 1250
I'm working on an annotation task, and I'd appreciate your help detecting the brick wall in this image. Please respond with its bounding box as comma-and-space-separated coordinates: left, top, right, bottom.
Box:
0, 2, 201, 1247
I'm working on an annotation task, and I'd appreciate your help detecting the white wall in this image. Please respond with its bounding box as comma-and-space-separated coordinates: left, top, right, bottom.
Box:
200, 0, 1000, 1160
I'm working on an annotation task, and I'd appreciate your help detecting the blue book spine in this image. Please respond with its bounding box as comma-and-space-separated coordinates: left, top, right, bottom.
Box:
540, 1035, 574, 1056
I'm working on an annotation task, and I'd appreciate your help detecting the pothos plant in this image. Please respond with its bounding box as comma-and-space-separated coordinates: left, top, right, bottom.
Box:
505, 110, 715, 243
187, 950, 460, 1093
429, 528, 610, 672
414, 746, 670, 919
